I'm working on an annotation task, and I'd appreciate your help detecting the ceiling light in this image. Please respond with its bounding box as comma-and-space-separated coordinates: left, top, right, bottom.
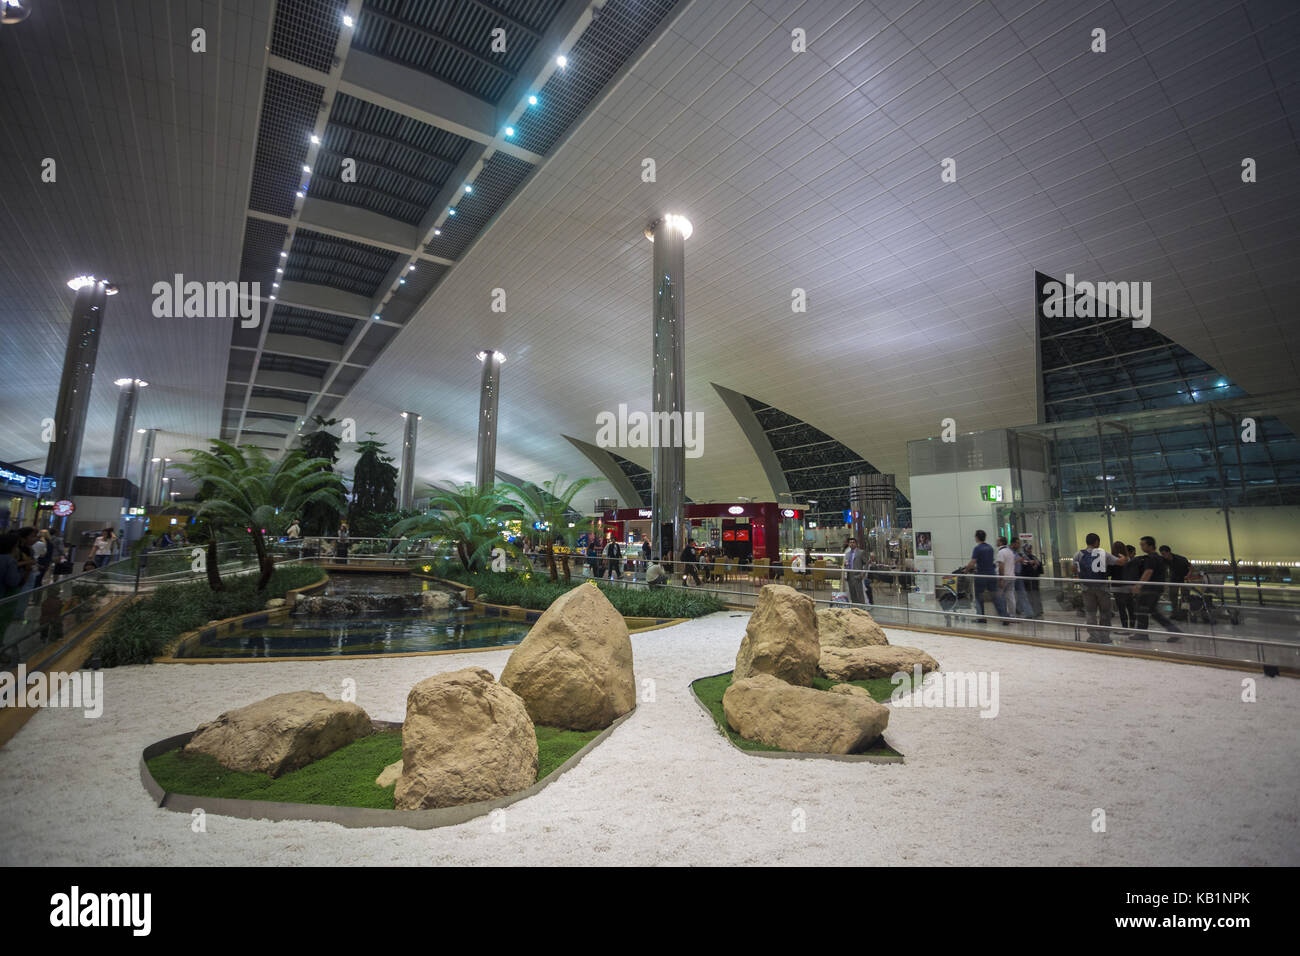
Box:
433, 229, 441, 236
269, 295, 276, 300
643, 214, 694, 241
398, 278, 406, 285
464, 184, 473, 193
276, 267, 283, 274
342, 14, 353, 27
302, 164, 311, 173
296, 190, 305, 198
272, 282, 279, 289
372, 314, 381, 321
504, 126, 514, 137
67, 274, 118, 294
556, 55, 567, 68
279, 251, 287, 258
310, 134, 320, 145
448, 209, 456, 216
407, 264, 415, 272
136, 428, 146, 434
476, 350, 506, 363
528, 95, 537, 106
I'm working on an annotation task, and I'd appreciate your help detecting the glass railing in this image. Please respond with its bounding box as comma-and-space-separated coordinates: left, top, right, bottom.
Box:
577, 559, 1299, 670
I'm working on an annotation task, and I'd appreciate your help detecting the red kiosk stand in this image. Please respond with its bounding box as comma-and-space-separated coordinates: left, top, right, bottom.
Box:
599, 502, 795, 559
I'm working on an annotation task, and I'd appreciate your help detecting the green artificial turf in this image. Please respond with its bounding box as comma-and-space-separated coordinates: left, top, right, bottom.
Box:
147, 723, 603, 810
691, 671, 913, 757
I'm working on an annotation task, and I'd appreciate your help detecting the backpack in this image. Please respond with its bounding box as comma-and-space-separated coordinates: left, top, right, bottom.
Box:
1075, 548, 1108, 581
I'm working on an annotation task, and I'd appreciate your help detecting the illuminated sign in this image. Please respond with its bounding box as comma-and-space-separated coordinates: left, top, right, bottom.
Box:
781, 508, 800, 519
0, 466, 54, 495
979, 485, 1004, 502
637, 509, 652, 518
53, 500, 75, 517
728, 506, 744, 515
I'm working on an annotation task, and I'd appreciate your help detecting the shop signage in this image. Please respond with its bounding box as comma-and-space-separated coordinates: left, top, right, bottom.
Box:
53, 500, 75, 517
1, 466, 54, 495
781, 508, 800, 518
979, 484, 1004, 502
728, 506, 744, 514
637, 509, 652, 518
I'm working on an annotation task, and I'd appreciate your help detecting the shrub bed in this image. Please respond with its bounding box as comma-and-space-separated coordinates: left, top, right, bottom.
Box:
430, 565, 723, 619
96, 565, 326, 667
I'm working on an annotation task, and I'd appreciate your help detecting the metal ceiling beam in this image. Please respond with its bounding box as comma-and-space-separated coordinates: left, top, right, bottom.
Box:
361, 8, 517, 82
237, 0, 367, 447
247, 208, 454, 266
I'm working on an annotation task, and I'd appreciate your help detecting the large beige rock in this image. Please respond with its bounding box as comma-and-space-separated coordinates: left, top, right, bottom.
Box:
500, 582, 635, 730
722, 674, 890, 754
375, 760, 402, 788
818, 645, 940, 682
816, 606, 889, 647
184, 691, 373, 777
734, 584, 819, 686
395, 667, 538, 810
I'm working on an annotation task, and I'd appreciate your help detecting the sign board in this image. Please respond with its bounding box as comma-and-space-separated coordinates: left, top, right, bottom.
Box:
979, 484, 1004, 502
53, 500, 75, 517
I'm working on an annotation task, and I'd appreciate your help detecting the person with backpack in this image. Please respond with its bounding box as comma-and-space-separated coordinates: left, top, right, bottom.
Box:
1130, 536, 1183, 641
604, 536, 622, 581
1018, 542, 1044, 617
1074, 532, 1127, 643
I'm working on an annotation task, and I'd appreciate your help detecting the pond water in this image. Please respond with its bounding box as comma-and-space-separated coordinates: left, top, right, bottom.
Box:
177, 572, 528, 658
177, 612, 530, 658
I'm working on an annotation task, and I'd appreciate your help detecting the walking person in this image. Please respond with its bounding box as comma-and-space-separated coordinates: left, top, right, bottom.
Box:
994, 536, 1018, 623
1159, 545, 1191, 618
961, 530, 1000, 623
1130, 537, 1183, 641
1019, 542, 1044, 618
1110, 541, 1136, 632
680, 538, 702, 587
1074, 532, 1126, 643
0, 533, 26, 657
31, 529, 51, 588
336, 520, 350, 565
604, 535, 622, 581
844, 537, 866, 606
640, 534, 651, 577
91, 528, 116, 568
585, 538, 601, 578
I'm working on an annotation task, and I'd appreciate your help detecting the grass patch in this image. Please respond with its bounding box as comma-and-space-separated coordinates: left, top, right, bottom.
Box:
691, 671, 912, 757
429, 565, 723, 619
96, 564, 326, 667
147, 723, 603, 810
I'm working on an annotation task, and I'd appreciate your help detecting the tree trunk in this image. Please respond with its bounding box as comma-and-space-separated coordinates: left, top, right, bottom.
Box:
205, 537, 225, 591
252, 531, 273, 591
560, 552, 571, 585
545, 545, 558, 583
458, 540, 471, 573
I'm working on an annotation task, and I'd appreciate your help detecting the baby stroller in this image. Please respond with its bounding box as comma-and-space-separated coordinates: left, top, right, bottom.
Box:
936, 568, 973, 620
1184, 581, 1240, 626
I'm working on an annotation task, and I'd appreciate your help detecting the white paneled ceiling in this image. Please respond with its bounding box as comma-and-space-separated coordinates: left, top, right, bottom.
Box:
2, 0, 1298, 509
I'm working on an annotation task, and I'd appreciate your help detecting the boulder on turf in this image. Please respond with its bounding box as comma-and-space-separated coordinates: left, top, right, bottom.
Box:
733, 584, 819, 686
816, 606, 888, 647
395, 666, 538, 810
818, 645, 940, 682
375, 759, 402, 788
184, 691, 373, 777
722, 674, 889, 754
499, 582, 635, 730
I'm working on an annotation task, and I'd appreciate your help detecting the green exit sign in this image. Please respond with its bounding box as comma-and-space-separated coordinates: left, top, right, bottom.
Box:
979, 484, 1004, 502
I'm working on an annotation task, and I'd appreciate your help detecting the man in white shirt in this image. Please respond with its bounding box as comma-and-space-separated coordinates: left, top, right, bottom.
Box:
994, 536, 1018, 622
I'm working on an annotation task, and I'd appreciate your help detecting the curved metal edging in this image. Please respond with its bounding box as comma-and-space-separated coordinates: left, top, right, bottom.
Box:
689, 671, 905, 764
140, 709, 635, 829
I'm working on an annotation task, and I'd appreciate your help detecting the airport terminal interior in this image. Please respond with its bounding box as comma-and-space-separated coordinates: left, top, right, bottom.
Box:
1, 0, 1298, 870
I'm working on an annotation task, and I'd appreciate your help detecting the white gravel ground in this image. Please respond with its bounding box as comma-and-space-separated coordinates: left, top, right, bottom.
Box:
2, 611, 1297, 866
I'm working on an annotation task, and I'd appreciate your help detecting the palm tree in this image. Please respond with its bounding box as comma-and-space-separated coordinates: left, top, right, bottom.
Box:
390, 481, 509, 573
174, 441, 347, 591
498, 474, 599, 584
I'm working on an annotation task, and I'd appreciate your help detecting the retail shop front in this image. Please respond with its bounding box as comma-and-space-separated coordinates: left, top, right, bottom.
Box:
0, 462, 55, 530
599, 502, 809, 558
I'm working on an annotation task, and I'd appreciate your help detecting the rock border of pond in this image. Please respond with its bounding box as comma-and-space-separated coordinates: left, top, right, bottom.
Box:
689, 672, 905, 764
139, 711, 634, 829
